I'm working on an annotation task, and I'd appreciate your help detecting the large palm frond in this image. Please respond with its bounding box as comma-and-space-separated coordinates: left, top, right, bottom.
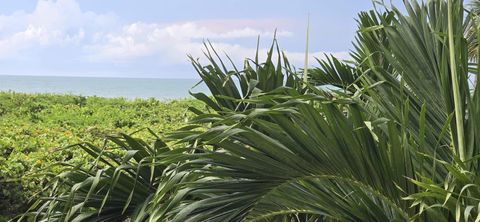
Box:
18, 133, 193, 222
167, 92, 415, 221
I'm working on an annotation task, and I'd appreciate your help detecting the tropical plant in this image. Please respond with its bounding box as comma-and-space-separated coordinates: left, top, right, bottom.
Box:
18, 0, 480, 221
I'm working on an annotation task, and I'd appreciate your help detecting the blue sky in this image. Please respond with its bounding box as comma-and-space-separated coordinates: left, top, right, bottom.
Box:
0, 0, 402, 78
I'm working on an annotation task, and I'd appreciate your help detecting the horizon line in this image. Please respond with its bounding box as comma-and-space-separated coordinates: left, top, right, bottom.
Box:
0, 74, 204, 80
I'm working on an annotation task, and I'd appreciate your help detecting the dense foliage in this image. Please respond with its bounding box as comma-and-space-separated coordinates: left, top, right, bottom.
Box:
0, 93, 201, 220
11, 0, 480, 221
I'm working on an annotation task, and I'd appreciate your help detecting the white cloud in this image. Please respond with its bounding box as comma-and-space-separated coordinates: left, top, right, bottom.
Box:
0, 0, 350, 77
84, 21, 350, 66
84, 22, 293, 63
0, 0, 116, 58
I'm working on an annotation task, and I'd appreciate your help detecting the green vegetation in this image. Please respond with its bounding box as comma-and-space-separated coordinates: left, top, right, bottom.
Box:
5, 0, 480, 221
0, 92, 201, 220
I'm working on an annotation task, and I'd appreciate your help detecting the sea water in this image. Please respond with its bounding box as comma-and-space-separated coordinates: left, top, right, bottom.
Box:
0, 75, 210, 100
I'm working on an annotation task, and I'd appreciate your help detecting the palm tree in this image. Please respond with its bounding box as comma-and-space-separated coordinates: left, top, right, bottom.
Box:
18, 0, 480, 221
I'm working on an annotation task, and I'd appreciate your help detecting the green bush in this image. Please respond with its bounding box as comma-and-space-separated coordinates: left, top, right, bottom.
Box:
0, 92, 201, 219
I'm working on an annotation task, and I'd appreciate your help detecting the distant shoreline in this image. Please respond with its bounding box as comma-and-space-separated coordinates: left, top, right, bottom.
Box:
0, 75, 209, 100
0, 74, 203, 80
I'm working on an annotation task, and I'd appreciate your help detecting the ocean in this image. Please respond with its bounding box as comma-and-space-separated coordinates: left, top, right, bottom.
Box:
0, 75, 210, 100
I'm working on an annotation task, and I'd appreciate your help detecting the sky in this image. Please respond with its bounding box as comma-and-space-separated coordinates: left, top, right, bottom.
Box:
0, 0, 403, 79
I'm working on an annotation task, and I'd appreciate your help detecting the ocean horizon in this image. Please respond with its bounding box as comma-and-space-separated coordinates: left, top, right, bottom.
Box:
0, 75, 210, 100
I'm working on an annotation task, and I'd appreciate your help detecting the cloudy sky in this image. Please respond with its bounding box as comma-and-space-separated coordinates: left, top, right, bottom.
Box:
0, 0, 402, 78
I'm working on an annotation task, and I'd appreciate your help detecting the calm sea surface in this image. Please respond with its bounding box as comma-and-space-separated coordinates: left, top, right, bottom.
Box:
0, 75, 209, 100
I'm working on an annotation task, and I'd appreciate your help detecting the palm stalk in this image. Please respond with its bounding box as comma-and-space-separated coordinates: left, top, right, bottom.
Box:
448, 0, 466, 161
477, 20, 480, 89
302, 14, 310, 86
